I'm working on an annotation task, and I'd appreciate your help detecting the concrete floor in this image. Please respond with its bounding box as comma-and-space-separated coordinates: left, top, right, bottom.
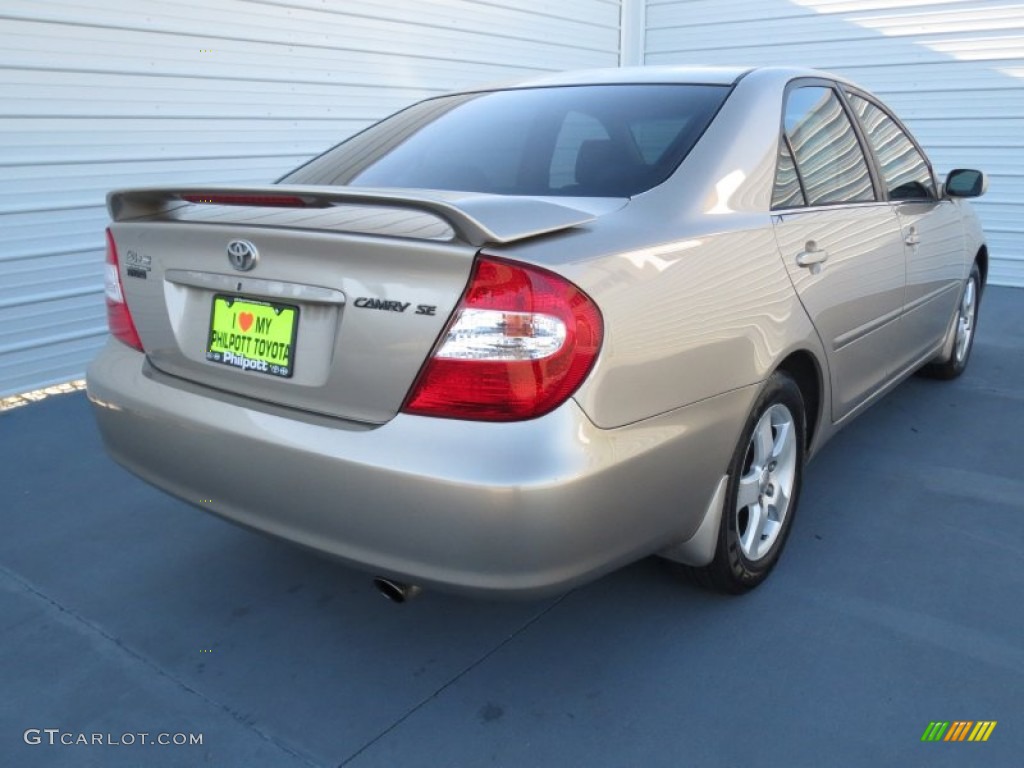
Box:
2, 286, 1021, 767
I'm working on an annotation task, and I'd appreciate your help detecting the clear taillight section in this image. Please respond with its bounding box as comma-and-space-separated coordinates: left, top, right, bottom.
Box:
435, 309, 567, 361
104, 228, 144, 351
402, 256, 603, 421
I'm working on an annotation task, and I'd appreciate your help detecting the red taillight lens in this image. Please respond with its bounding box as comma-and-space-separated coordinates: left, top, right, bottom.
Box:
402, 256, 603, 421
104, 228, 144, 351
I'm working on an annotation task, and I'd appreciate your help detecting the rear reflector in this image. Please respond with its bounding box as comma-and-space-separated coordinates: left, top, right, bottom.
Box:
104, 228, 144, 351
402, 256, 602, 421
180, 193, 311, 207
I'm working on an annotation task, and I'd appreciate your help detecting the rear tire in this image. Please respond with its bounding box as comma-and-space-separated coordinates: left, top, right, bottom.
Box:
685, 372, 806, 594
919, 263, 982, 380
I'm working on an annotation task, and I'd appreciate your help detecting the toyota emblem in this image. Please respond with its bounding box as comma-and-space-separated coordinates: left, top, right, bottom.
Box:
227, 240, 258, 271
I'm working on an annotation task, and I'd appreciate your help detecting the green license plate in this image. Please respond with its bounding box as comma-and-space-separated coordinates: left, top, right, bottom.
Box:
206, 295, 298, 378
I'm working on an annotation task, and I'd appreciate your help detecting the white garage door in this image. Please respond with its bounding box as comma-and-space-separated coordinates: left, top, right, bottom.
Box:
0, 0, 621, 396
646, 0, 1024, 287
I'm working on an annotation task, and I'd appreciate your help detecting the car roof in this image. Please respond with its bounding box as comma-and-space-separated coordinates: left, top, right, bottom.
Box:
463, 66, 859, 93
513, 66, 752, 87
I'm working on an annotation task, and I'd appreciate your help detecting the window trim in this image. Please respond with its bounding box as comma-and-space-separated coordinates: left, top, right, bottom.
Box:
840, 87, 940, 203
771, 77, 882, 212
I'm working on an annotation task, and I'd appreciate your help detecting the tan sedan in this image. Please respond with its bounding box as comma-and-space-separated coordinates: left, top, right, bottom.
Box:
88, 66, 987, 599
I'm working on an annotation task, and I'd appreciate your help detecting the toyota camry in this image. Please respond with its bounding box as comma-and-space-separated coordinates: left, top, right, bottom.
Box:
87, 67, 988, 599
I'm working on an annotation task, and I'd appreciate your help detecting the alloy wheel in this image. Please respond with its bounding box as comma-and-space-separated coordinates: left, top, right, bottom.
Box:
954, 276, 978, 365
735, 403, 798, 562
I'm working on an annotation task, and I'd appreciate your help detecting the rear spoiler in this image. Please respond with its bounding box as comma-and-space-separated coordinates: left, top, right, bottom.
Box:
106, 185, 598, 246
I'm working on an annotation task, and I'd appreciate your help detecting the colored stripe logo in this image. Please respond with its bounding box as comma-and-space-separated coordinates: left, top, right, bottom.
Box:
921, 721, 997, 742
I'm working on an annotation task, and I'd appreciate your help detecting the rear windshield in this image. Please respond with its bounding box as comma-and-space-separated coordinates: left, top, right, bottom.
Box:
280, 85, 730, 198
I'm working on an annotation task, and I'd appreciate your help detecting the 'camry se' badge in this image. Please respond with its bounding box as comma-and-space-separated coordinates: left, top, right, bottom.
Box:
227, 240, 258, 271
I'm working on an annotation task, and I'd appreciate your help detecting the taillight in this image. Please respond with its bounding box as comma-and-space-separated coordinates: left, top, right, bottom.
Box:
402, 256, 603, 421
104, 228, 144, 351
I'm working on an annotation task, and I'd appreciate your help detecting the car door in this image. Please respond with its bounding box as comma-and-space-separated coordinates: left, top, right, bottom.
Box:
845, 91, 965, 373
771, 83, 907, 422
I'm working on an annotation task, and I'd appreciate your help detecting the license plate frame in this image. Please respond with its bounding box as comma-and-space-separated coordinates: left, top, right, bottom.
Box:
206, 295, 299, 378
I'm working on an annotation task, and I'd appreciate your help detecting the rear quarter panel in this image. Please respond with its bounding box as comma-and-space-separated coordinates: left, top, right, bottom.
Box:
496, 212, 822, 429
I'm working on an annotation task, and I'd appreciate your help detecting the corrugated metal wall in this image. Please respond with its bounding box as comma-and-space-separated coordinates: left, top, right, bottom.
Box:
0, 0, 621, 396
4, 0, 1018, 396
646, 0, 1024, 287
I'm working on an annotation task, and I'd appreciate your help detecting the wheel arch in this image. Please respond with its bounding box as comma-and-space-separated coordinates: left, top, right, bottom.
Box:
976, 244, 989, 288
774, 349, 824, 452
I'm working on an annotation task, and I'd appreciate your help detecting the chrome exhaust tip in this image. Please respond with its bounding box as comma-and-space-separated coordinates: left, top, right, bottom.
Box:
373, 577, 422, 604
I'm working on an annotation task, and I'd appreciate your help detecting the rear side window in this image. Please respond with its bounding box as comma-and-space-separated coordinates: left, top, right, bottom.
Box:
772, 139, 806, 209
778, 86, 875, 207
846, 93, 936, 201
280, 85, 730, 197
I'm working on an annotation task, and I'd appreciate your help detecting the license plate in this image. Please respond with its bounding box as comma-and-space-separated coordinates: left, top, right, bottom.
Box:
206, 295, 298, 378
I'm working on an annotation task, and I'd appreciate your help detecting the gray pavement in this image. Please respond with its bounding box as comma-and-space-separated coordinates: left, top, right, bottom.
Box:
2, 286, 1022, 768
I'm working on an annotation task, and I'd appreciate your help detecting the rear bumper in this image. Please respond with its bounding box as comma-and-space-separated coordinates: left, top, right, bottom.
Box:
87, 340, 754, 597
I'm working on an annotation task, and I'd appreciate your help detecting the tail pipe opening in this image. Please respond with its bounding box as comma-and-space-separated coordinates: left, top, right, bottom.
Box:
373, 578, 422, 604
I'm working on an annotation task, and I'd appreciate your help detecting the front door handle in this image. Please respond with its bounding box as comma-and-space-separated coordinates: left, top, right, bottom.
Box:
796, 241, 829, 268
904, 227, 920, 247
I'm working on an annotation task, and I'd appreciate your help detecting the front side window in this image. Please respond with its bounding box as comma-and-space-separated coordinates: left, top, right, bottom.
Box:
847, 93, 936, 201
780, 86, 875, 206
280, 85, 730, 198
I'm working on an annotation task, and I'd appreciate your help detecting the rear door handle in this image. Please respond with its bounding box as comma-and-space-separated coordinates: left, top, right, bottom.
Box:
796, 242, 829, 268
904, 227, 920, 247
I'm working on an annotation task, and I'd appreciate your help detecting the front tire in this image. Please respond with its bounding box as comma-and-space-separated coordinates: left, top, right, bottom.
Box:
919, 263, 982, 380
686, 372, 806, 594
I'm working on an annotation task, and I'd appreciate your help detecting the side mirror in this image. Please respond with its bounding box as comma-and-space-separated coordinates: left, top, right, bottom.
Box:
945, 168, 988, 198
